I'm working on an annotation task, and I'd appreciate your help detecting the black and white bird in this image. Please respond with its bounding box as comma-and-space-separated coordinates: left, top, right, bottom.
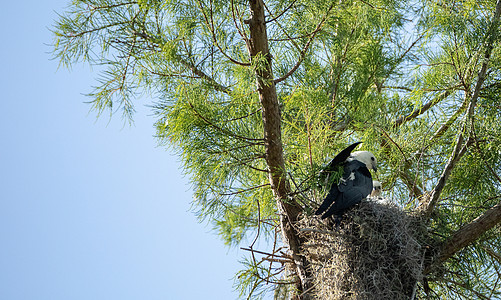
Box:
315, 142, 378, 221
369, 180, 394, 205
370, 180, 382, 197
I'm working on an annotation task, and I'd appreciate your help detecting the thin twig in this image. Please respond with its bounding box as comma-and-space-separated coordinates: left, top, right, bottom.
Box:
231, 0, 251, 55
195, 0, 250, 66
393, 90, 453, 128
300, 228, 352, 238
221, 184, 270, 196
265, 0, 298, 24
429, 95, 469, 142
188, 101, 264, 142
240, 247, 293, 259
273, 3, 335, 84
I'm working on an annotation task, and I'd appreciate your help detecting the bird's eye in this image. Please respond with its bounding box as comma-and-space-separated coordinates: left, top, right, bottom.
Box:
371, 157, 375, 161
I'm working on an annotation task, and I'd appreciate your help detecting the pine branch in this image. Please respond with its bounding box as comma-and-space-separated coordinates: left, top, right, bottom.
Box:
217, 200, 276, 227
329, 27, 357, 107
437, 278, 492, 300
429, 96, 469, 142
392, 90, 452, 128
382, 85, 413, 92
483, 245, 501, 264
87, 1, 137, 11
60, 21, 129, 38
176, 53, 232, 94
187, 101, 263, 142
379, 129, 425, 197
425, 200, 501, 273
399, 169, 424, 198
133, 30, 232, 94
220, 184, 270, 196
418, 0, 501, 216
378, 34, 424, 92
273, 3, 334, 84
196, 0, 251, 66
265, 0, 298, 24
418, 136, 472, 214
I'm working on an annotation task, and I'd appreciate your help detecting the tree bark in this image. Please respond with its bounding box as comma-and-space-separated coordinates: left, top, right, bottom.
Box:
424, 200, 501, 274
247, 0, 311, 297
438, 200, 501, 263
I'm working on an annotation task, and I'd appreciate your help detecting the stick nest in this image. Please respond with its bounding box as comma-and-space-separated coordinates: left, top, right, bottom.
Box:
299, 198, 426, 300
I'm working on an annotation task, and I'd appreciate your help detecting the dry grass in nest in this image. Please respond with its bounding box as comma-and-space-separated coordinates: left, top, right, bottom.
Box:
299, 198, 426, 300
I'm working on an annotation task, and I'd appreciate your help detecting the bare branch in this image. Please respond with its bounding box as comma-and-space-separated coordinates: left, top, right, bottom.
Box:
261, 257, 294, 264
241, 247, 292, 260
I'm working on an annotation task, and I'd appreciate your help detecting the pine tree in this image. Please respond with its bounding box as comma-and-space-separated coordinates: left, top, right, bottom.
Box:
52, 0, 501, 298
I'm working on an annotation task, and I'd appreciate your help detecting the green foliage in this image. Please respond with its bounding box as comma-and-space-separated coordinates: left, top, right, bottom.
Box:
51, 0, 501, 298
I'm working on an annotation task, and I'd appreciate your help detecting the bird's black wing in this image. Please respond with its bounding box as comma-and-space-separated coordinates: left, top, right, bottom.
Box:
315, 142, 362, 217
321, 161, 373, 219
316, 141, 362, 189
324, 142, 362, 172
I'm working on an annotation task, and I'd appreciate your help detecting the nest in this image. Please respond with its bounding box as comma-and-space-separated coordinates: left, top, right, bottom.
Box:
299, 198, 426, 300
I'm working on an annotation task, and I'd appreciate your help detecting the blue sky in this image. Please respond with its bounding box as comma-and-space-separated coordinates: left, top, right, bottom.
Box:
0, 1, 245, 299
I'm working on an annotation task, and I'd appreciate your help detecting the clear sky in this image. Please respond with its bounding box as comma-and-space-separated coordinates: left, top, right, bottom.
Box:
0, 1, 245, 299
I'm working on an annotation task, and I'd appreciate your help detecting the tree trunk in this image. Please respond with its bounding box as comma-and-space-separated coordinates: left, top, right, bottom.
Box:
247, 0, 311, 297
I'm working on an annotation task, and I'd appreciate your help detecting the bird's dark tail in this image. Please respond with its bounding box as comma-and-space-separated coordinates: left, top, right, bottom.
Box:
333, 215, 343, 227
315, 187, 339, 216
315, 198, 331, 216
321, 192, 342, 219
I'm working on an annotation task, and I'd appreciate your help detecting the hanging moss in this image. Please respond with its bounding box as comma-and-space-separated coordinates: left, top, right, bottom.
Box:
298, 199, 428, 299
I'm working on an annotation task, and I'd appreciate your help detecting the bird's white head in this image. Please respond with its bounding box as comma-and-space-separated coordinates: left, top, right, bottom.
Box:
371, 180, 382, 197
349, 151, 378, 172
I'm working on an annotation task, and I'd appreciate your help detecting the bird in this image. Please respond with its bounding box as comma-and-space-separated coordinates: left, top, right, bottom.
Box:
370, 180, 382, 197
369, 180, 395, 205
315, 142, 378, 221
